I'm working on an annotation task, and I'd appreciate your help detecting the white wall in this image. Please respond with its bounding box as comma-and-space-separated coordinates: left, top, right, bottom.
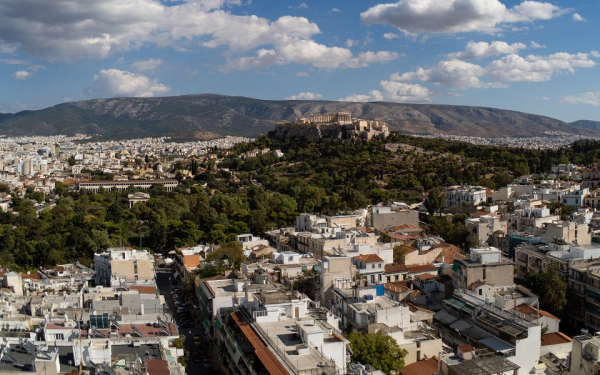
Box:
509, 325, 541, 374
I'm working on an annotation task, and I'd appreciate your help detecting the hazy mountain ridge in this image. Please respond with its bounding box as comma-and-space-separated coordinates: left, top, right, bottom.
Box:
570, 120, 600, 130
0, 94, 597, 139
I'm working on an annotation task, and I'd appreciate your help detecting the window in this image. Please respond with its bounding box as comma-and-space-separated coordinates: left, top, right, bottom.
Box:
395, 275, 399, 281
372, 264, 375, 269
55, 333, 64, 340
378, 263, 382, 268
483, 267, 486, 280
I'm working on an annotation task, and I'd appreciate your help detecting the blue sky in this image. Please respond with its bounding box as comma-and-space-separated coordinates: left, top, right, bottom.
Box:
0, 0, 598, 123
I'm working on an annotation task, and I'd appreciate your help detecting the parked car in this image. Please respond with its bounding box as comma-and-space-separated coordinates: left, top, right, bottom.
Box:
192, 352, 202, 363
193, 335, 202, 347
203, 358, 212, 371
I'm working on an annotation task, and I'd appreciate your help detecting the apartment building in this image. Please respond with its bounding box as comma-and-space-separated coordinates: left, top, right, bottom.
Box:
94, 247, 155, 288
434, 292, 542, 374
444, 185, 487, 208
453, 247, 515, 292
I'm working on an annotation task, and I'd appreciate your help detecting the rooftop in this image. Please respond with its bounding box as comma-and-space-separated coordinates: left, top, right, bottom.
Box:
400, 356, 438, 375
541, 332, 572, 346
445, 355, 520, 375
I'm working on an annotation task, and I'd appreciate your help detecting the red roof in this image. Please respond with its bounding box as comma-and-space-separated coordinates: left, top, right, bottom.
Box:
230, 312, 288, 375
513, 304, 560, 321
385, 265, 409, 274
541, 332, 572, 346
145, 359, 170, 375
400, 357, 438, 375
353, 254, 384, 263
21, 273, 41, 280
433, 245, 466, 264
414, 273, 437, 281
458, 344, 475, 352
407, 264, 437, 273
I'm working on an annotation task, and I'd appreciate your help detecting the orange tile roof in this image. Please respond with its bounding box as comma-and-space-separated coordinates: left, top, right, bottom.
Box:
400, 357, 438, 375
129, 286, 157, 295
385, 265, 409, 273
407, 264, 437, 273
434, 246, 466, 264
414, 273, 437, 281
145, 359, 170, 375
541, 332, 572, 346
183, 254, 200, 268
21, 273, 41, 280
514, 304, 560, 321
230, 312, 288, 375
385, 282, 410, 294
458, 344, 475, 352
353, 254, 384, 263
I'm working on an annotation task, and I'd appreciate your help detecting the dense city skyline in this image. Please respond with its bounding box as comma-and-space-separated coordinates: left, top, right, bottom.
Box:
0, 0, 598, 123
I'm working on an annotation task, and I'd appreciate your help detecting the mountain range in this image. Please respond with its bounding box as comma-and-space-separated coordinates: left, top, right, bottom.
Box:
0, 94, 597, 140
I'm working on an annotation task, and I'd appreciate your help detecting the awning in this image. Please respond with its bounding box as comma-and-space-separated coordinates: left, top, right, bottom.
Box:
480, 337, 515, 353
434, 310, 458, 325
450, 319, 473, 332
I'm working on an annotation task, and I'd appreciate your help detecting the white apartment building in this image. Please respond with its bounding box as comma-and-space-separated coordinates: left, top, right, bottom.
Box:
445, 185, 487, 208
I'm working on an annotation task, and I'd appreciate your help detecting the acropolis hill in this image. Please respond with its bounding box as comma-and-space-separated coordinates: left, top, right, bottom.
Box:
273, 112, 390, 141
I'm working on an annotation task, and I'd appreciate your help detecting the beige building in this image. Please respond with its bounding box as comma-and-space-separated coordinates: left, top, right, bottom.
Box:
540, 220, 591, 245
368, 206, 419, 230
453, 247, 514, 291
317, 256, 356, 309
94, 247, 155, 287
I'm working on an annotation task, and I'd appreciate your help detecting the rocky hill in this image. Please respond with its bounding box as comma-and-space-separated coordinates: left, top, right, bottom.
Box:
571, 120, 600, 130
0, 94, 597, 139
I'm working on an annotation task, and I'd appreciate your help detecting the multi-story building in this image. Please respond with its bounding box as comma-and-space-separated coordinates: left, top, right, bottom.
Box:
453, 247, 515, 292
94, 247, 155, 288
444, 185, 487, 208
367, 206, 419, 230
465, 214, 507, 246
317, 256, 356, 309
434, 292, 542, 374
78, 178, 178, 193
570, 331, 600, 375
352, 254, 385, 285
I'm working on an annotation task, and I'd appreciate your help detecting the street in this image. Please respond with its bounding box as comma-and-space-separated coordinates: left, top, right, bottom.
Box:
156, 268, 221, 374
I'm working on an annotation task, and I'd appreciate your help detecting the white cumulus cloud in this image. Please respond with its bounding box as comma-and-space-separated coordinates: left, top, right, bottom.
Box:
391, 60, 494, 89
132, 58, 163, 72
11, 70, 33, 80
392, 51, 596, 89
447, 41, 527, 60
91, 69, 170, 97
486, 52, 596, 82
360, 0, 565, 35
224, 40, 398, 70
561, 92, 600, 107
285, 92, 322, 100
530, 41, 546, 49
340, 82, 433, 103
572, 13, 587, 22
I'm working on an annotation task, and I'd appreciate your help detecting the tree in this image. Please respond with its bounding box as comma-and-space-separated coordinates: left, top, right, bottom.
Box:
522, 265, 567, 317
424, 187, 445, 215
347, 332, 406, 374
539, 265, 567, 317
